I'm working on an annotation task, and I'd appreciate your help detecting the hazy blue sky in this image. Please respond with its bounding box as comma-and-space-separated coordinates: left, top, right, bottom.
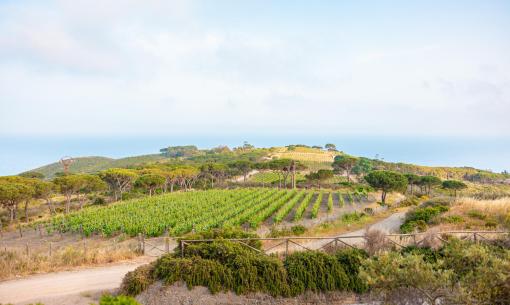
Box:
0, 1, 509, 175
1, 0, 509, 137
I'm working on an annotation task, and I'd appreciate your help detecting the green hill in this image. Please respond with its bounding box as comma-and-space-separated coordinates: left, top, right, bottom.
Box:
26, 154, 167, 178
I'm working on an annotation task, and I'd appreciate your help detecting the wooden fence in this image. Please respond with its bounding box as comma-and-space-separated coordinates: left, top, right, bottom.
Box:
177, 231, 510, 257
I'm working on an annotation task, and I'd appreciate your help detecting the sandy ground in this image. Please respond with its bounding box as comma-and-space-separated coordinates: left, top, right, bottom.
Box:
0, 258, 154, 305
0, 212, 404, 305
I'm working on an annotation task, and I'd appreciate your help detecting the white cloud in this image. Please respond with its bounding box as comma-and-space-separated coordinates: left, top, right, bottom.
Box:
0, 1, 509, 137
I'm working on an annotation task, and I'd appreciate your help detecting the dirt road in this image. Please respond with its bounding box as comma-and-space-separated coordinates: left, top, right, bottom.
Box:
0, 259, 152, 305
0, 212, 405, 305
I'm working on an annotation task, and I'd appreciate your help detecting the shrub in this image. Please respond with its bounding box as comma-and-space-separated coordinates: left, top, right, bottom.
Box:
156, 241, 290, 296
268, 225, 306, 237
400, 246, 443, 264
155, 256, 233, 294
177, 228, 261, 250
441, 215, 464, 224
364, 229, 390, 255
400, 204, 449, 233
120, 264, 155, 296
341, 212, 366, 223
291, 225, 306, 235
335, 248, 368, 293
284, 251, 349, 295
95, 295, 140, 305
467, 209, 487, 220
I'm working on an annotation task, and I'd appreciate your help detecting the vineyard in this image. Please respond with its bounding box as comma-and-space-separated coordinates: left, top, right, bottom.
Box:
249, 172, 306, 184
45, 188, 370, 237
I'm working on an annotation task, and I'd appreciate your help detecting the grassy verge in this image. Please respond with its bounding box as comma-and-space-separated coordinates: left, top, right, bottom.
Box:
0, 239, 140, 280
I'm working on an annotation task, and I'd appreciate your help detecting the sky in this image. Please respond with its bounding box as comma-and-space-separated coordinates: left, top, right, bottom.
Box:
0, 0, 509, 137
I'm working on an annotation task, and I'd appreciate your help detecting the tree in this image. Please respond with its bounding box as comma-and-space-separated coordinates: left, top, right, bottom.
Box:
99, 168, 138, 201
77, 174, 106, 208
325, 143, 337, 151
53, 174, 83, 213
32, 180, 56, 215
419, 176, 442, 195
364, 170, 407, 204
352, 158, 373, 177
0, 181, 33, 222
305, 169, 333, 188
266, 159, 294, 188
404, 173, 421, 195
159, 145, 199, 158
19, 171, 45, 179
229, 160, 253, 183
174, 166, 199, 191
200, 163, 228, 188
135, 174, 166, 196
442, 180, 467, 197
333, 155, 358, 181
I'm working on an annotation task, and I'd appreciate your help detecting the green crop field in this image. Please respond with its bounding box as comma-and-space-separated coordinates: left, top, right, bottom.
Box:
249, 172, 306, 184
45, 188, 367, 237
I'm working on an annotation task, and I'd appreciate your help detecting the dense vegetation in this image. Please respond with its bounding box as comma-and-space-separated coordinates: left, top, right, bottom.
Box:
44, 188, 363, 237
121, 229, 510, 305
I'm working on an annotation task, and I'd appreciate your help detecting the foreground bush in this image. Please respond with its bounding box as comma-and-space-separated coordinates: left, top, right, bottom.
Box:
400, 202, 449, 233
285, 251, 349, 295
361, 240, 510, 305
94, 295, 140, 305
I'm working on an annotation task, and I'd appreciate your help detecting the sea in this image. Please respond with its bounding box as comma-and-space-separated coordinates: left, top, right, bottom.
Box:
0, 135, 508, 176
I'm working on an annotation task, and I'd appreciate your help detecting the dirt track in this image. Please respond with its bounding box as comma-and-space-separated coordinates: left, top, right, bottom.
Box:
0, 212, 405, 305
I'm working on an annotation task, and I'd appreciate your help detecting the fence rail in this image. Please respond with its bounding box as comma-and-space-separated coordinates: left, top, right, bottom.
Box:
178, 231, 510, 257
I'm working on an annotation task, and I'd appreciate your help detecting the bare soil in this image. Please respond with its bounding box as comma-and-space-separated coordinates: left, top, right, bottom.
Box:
137, 282, 376, 305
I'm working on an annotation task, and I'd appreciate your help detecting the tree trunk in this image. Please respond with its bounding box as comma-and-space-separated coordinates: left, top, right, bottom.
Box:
9, 207, 15, 222
24, 200, 30, 223
170, 183, 174, 192
46, 198, 55, 215
381, 191, 387, 204
66, 195, 71, 214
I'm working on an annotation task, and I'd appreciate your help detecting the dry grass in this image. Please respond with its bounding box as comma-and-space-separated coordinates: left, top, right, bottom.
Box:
437, 197, 510, 231
0, 239, 140, 280
454, 197, 510, 215
364, 228, 390, 255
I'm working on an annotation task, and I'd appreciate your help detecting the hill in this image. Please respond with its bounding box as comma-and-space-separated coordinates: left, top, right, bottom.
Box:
26, 154, 167, 178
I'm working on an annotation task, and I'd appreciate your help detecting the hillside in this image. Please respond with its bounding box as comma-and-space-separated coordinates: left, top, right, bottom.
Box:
26, 154, 167, 178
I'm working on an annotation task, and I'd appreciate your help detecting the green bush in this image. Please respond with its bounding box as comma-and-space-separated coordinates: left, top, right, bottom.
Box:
400, 204, 449, 233
120, 264, 155, 296
467, 209, 487, 220
156, 241, 290, 296
96, 295, 140, 305
441, 215, 464, 224
341, 212, 366, 223
284, 251, 349, 295
177, 228, 261, 250
268, 225, 306, 237
400, 246, 444, 264
291, 225, 306, 235
335, 248, 368, 293
155, 256, 234, 294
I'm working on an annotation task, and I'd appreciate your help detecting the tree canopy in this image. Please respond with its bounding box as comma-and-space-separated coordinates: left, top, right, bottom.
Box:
442, 180, 467, 197
364, 170, 407, 204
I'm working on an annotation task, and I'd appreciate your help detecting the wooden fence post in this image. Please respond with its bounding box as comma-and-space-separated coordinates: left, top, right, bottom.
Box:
38, 224, 43, 238
165, 237, 170, 253
180, 240, 184, 257
25, 242, 29, 256
49, 242, 52, 257
285, 239, 289, 257
18, 225, 23, 238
